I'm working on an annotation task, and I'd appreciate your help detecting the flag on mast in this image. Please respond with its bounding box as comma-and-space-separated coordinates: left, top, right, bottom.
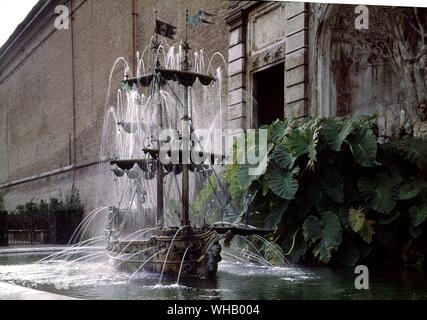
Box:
186, 10, 215, 27
155, 20, 177, 40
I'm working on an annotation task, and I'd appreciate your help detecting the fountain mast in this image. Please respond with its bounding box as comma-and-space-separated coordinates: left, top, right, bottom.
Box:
154, 10, 164, 228
107, 11, 275, 279
181, 9, 191, 227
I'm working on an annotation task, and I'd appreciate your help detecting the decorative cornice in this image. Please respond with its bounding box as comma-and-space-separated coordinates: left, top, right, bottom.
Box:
225, 1, 259, 29
0, 0, 64, 78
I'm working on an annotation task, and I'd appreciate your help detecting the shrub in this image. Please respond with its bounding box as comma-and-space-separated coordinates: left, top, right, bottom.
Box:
8, 188, 84, 245
195, 116, 427, 267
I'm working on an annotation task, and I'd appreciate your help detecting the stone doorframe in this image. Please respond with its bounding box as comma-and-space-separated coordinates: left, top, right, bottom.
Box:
225, 1, 310, 130
309, 4, 340, 117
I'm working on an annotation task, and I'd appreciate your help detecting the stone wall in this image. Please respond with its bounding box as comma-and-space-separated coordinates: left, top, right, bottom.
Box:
0, 0, 229, 211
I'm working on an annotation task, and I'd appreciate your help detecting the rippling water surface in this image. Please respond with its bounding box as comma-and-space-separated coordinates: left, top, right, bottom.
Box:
0, 252, 426, 300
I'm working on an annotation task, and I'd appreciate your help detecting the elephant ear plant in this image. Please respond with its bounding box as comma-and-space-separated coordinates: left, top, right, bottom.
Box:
195, 116, 427, 267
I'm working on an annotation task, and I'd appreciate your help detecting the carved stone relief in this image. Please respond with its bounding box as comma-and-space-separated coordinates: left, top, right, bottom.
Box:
321, 5, 427, 137
247, 2, 286, 71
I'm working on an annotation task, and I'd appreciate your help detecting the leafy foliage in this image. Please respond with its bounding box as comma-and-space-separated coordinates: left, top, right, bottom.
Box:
303, 212, 342, 263
286, 118, 322, 169
323, 118, 353, 151
357, 174, 397, 214
7, 188, 84, 244
383, 136, 427, 167
347, 126, 377, 167
409, 205, 427, 228
348, 207, 365, 233
266, 166, 299, 200
195, 117, 427, 266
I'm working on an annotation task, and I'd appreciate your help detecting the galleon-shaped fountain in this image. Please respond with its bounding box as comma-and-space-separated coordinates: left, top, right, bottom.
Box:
105, 16, 271, 279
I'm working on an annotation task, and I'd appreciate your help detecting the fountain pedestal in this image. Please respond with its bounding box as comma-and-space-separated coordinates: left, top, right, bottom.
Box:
109, 225, 222, 279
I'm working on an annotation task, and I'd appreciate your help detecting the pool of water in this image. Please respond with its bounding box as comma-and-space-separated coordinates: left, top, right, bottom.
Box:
0, 252, 426, 300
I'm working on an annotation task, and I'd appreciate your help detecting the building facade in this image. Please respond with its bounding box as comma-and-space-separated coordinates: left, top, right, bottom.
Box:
1, 0, 426, 211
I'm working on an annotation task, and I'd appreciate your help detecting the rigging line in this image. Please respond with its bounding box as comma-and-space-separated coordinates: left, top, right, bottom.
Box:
167, 84, 185, 109
203, 170, 227, 210
171, 172, 198, 217
169, 113, 240, 216
116, 191, 137, 237
209, 164, 241, 215
116, 176, 132, 208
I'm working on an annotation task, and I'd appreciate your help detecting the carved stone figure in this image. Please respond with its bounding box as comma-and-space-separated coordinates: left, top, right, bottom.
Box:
207, 241, 222, 277
413, 101, 427, 139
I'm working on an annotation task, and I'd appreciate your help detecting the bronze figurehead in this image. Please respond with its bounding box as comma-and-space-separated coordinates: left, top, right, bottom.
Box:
416, 101, 427, 122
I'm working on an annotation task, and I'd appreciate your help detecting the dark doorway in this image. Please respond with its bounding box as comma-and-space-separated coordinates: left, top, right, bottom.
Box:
253, 63, 285, 127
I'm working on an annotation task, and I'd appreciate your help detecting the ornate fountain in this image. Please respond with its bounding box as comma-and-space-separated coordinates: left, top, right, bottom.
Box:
104, 13, 271, 280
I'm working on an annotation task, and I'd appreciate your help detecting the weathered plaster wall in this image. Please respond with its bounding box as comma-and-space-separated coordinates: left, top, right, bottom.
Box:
309, 4, 427, 136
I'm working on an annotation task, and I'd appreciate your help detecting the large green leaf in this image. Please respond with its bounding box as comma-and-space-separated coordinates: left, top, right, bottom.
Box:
269, 118, 295, 143
410, 223, 424, 239
271, 143, 293, 169
358, 174, 397, 214
348, 207, 365, 233
265, 200, 288, 229
286, 119, 322, 168
267, 167, 300, 200
383, 136, 427, 167
303, 212, 342, 263
348, 207, 375, 244
236, 165, 259, 190
409, 205, 427, 227
319, 170, 344, 203
323, 118, 354, 152
347, 127, 377, 167
398, 183, 421, 200
359, 220, 375, 244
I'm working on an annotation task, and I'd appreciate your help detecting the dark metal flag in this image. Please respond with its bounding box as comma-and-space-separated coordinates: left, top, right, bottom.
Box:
187, 10, 215, 27
155, 20, 177, 39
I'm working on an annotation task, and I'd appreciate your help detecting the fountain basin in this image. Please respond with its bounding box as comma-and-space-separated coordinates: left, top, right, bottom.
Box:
123, 68, 215, 88
108, 226, 221, 279
1, 251, 426, 300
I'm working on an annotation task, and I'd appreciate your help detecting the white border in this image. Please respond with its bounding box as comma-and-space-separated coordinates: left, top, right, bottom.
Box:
277, 0, 427, 8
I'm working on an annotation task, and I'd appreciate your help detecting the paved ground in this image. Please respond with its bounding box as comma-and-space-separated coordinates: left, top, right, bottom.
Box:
0, 245, 70, 255
0, 245, 80, 300
0, 281, 77, 300
0, 245, 107, 299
